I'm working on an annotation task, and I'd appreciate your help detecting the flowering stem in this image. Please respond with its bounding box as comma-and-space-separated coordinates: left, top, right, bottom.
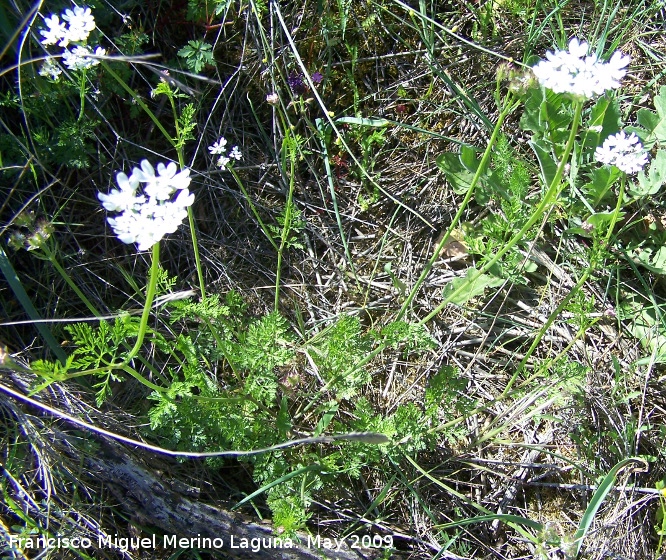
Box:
502, 176, 626, 397
603, 176, 625, 247
124, 242, 160, 362
418, 100, 584, 326
186, 208, 206, 299
396, 97, 520, 321
168, 93, 206, 301
275, 150, 297, 310
77, 69, 87, 121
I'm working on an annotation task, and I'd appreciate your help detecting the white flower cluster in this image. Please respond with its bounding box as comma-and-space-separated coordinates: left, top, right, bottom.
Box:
38, 5, 106, 75
209, 137, 242, 168
532, 38, 630, 99
99, 160, 195, 251
595, 131, 648, 174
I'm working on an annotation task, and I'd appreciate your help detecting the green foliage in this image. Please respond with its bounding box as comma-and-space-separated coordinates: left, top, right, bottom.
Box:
268, 203, 306, 250
115, 28, 149, 55
442, 267, 505, 306
233, 312, 294, 404
626, 85, 666, 148
633, 149, 666, 198
309, 316, 373, 399
187, 0, 233, 21
378, 320, 435, 352
175, 104, 198, 149
65, 317, 138, 370
436, 145, 500, 203
178, 40, 215, 73
38, 118, 100, 169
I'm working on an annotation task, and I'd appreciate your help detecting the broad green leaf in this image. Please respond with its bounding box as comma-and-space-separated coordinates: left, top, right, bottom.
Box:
582, 96, 621, 155
626, 85, 666, 147
460, 144, 482, 171
436, 152, 476, 194
583, 166, 621, 206
442, 267, 504, 306
529, 138, 558, 188
632, 148, 666, 198
521, 88, 573, 149
585, 210, 625, 229
634, 245, 666, 274
314, 402, 339, 437
436, 148, 499, 203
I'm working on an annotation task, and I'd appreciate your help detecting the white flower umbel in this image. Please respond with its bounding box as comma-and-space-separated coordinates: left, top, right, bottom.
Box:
62, 45, 106, 70
208, 137, 228, 155
99, 160, 195, 251
38, 57, 63, 80
595, 131, 649, 174
40, 6, 96, 48
40, 15, 68, 46
212, 140, 242, 168
132, 160, 192, 200
229, 146, 242, 160
532, 38, 630, 99
61, 6, 96, 45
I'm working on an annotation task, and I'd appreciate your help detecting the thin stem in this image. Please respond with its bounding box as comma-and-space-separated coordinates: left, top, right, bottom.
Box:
77, 69, 87, 121
503, 169, 627, 396
418, 100, 584, 326
101, 61, 174, 148
186, 208, 206, 300
167, 88, 206, 301
124, 243, 160, 362
228, 167, 279, 252
275, 151, 296, 310
397, 97, 519, 321
41, 243, 101, 318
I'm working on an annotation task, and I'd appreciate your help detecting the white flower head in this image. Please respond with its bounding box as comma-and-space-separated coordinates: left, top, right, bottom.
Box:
61, 6, 96, 44
40, 14, 67, 46
98, 171, 144, 211
229, 146, 242, 161
595, 131, 648, 174
39, 57, 63, 80
100, 160, 195, 250
209, 137, 228, 155
216, 155, 230, 168
62, 45, 105, 70
532, 37, 630, 99
133, 160, 191, 200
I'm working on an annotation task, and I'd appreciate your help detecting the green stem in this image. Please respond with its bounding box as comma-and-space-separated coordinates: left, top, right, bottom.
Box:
228, 167, 278, 251
42, 244, 101, 318
501, 141, 625, 397
275, 152, 296, 311
397, 97, 519, 321
101, 61, 175, 148
186, 207, 206, 300
124, 242, 160, 362
77, 69, 87, 121
167, 90, 206, 301
418, 100, 584, 327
